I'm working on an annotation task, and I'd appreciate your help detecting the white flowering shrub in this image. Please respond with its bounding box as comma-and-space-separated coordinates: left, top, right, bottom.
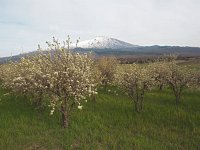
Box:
150, 62, 168, 90
42, 48, 97, 127
96, 56, 118, 85
0, 56, 48, 107
117, 64, 156, 112
162, 61, 196, 104
0, 62, 21, 91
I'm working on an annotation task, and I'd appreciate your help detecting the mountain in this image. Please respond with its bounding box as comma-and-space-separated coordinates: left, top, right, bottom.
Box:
1, 37, 200, 64
72, 37, 200, 56
71, 36, 138, 49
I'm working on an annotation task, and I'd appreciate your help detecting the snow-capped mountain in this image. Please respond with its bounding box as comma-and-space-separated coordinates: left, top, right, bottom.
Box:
71, 36, 138, 49
1, 36, 200, 64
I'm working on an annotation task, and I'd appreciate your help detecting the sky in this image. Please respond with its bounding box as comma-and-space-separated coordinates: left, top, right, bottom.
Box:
0, 0, 200, 57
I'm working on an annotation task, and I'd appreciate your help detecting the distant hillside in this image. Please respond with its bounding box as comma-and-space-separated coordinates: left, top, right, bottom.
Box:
74, 45, 200, 56
1, 37, 200, 64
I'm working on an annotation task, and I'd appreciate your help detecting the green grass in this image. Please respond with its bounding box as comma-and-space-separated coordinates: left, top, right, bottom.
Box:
0, 87, 200, 150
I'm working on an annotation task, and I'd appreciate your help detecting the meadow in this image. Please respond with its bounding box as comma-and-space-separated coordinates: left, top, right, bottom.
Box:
0, 86, 200, 150
0, 42, 200, 150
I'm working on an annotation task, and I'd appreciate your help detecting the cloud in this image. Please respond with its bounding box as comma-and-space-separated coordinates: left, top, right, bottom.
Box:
0, 0, 200, 56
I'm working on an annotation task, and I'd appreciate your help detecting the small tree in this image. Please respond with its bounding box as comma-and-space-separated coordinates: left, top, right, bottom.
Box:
96, 56, 118, 85
118, 64, 156, 112
163, 61, 195, 105
38, 39, 97, 128
150, 55, 178, 91
0, 58, 46, 107
151, 62, 166, 90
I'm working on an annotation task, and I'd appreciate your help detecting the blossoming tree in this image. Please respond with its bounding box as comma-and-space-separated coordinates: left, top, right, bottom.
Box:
96, 56, 118, 85
162, 61, 196, 105
117, 64, 156, 112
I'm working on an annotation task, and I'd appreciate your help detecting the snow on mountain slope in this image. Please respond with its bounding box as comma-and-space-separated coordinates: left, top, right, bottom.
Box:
71, 36, 138, 49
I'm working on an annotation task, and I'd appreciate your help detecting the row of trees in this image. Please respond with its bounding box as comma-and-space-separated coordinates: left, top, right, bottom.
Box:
117, 59, 199, 112
96, 55, 199, 112
0, 38, 199, 127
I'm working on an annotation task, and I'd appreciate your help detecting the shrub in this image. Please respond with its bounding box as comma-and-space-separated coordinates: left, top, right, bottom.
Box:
117, 64, 156, 112
96, 56, 118, 85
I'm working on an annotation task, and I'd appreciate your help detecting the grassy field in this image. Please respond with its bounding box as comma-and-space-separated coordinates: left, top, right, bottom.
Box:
0, 87, 200, 150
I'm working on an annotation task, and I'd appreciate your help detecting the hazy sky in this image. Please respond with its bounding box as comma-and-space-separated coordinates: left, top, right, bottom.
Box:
1, 0, 200, 57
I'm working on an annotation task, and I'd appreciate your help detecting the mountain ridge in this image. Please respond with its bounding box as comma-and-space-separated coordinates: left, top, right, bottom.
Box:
1, 37, 200, 63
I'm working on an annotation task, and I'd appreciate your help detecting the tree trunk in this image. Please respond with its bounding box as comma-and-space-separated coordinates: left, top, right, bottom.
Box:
140, 99, 144, 111
134, 100, 141, 112
172, 87, 180, 105
159, 84, 163, 91
36, 95, 42, 106
175, 92, 181, 105
34, 91, 43, 107
61, 105, 68, 128
140, 92, 145, 111
91, 94, 96, 102
134, 101, 138, 112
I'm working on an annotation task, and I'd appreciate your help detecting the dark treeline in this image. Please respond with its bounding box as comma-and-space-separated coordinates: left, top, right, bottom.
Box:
117, 55, 200, 64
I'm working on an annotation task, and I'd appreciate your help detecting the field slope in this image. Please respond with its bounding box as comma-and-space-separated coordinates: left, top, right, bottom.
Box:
0, 88, 200, 150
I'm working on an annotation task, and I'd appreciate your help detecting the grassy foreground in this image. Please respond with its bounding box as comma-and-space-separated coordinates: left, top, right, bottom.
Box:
0, 87, 200, 150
